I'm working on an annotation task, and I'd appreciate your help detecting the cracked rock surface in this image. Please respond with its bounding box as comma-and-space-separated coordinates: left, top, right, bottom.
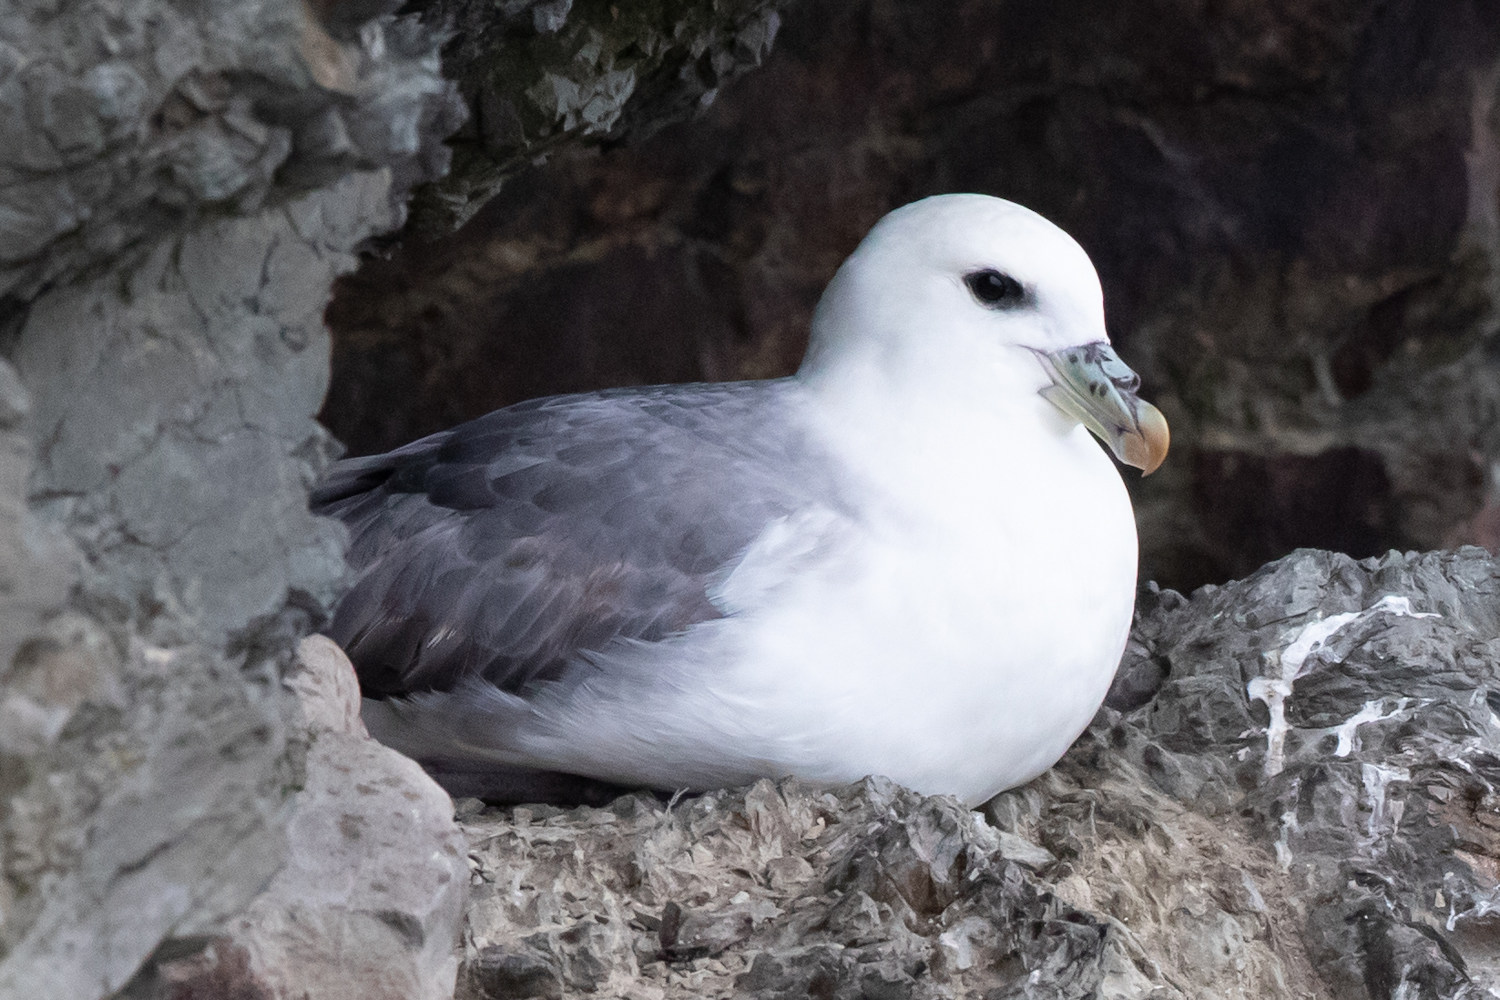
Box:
457, 548, 1500, 999
0, 2, 461, 997
129, 637, 469, 1000
0, 0, 461, 300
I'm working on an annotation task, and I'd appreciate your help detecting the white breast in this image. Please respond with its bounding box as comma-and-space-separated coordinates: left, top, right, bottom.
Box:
502, 385, 1141, 806
705, 416, 1139, 805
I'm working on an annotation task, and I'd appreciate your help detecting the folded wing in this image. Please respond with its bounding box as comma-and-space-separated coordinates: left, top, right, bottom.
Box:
312, 380, 852, 701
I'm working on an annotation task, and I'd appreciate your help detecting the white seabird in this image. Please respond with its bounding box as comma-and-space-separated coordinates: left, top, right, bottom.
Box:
313, 194, 1169, 807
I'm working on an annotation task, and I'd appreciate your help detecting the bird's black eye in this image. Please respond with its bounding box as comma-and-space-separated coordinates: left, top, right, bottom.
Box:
964, 269, 1026, 309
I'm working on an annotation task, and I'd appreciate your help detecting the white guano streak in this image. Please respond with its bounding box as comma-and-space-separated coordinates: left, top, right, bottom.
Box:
1246, 595, 1438, 778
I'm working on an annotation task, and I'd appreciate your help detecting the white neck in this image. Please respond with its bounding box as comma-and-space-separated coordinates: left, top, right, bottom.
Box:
798, 329, 1081, 495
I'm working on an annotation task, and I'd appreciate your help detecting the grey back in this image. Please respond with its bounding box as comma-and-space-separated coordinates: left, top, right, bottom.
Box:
313, 380, 848, 698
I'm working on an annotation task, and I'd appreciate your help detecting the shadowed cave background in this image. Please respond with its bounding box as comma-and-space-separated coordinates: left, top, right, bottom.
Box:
323, 0, 1500, 592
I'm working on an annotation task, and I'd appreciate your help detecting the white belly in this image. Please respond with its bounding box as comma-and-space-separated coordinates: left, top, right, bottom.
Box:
511, 426, 1139, 806
704, 429, 1139, 804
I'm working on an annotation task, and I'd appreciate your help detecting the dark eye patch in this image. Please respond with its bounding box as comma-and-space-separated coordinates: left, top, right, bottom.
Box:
963, 269, 1027, 309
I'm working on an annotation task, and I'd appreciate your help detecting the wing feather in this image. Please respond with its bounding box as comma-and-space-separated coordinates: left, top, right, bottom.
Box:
313, 381, 850, 699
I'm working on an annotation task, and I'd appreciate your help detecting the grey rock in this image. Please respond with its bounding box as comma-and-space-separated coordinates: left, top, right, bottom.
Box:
1096, 547, 1500, 998
658, 897, 778, 961
458, 776, 1124, 999
0, 358, 32, 430
456, 547, 1500, 999
0, 360, 79, 682
531, 0, 574, 35
2, 641, 293, 1000
0, 0, 462, 299
462, 945, 564, 1000
0, 0, 461, 996
402, 0, 791, 234
127, 637, 469, 1000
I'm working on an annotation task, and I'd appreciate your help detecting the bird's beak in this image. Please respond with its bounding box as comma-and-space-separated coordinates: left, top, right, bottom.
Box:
1031, 342, 1170, 475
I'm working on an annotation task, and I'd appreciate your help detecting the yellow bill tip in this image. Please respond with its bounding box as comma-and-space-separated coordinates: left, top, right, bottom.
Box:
1120, 400, 1169, 476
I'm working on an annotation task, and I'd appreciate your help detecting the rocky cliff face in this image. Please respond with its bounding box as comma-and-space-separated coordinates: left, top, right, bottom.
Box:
455, 548, 1500, 999
323, 0, 1500, 593
0, 3, 465, 996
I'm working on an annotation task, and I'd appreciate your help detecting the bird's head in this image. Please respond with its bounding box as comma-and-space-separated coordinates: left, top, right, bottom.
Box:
800, 194, 1168, 475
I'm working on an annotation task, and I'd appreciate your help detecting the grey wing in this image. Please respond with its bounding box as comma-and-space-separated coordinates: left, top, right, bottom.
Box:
312, 380, 849, 699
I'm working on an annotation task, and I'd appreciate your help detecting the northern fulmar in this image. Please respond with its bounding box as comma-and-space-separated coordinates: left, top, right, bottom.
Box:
312, 194, 1169, 806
